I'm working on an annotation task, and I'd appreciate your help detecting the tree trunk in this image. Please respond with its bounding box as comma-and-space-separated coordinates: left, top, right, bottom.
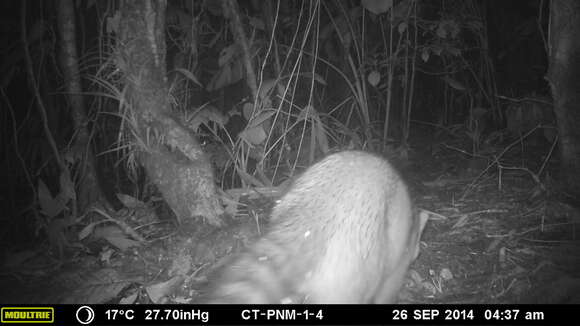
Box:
547, 0, 580, 201
56, 0, 103, 212
118, 0, 223, 225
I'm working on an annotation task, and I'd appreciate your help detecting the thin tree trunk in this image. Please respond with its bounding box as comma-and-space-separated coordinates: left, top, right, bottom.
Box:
119, 0, 223, 226
547, 0, 580, 201
56, 0, 102, 212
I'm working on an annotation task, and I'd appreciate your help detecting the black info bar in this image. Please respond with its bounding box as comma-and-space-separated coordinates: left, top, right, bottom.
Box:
0, 304, 573, 325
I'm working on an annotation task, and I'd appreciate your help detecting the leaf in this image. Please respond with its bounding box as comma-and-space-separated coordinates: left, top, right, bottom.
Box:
94, 225, 141, 251
38, 179, 65, 218
440, 268, 454, 281
145, 276, 183, 304
247, 110, 276, 129
103, 234, 141, 251
259, 79, 278, 101
242, 102, 254, 120
341, 29, 353, 49
367, 70, 381, 87
436, 22, 448, 39
310, 72, 327, 86
172, 296, 190, 304
119, 291, 138, 304
78, 221, 100, 240
398, 22, 407, 34
116, 193, 146, 209
106, 11, 120, 34
361, 0, 393, 15
174, 68, 202, 87
441, 76, 466, 91
239, 125, 267, 145
37, 179, 54, 213
421, 49, 430, 62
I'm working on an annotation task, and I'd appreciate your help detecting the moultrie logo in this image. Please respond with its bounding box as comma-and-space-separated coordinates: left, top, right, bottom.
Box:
1, 307, 54, 323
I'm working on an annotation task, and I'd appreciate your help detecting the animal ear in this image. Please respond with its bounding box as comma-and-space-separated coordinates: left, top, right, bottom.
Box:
418, 210, 429, 234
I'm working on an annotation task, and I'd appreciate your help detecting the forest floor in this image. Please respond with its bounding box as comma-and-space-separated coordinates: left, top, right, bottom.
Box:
403, 125, 580, 303
1, 125, 580, 304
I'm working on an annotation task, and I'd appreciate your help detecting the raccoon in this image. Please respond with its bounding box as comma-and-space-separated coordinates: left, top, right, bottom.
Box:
206, 150, 427, 303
